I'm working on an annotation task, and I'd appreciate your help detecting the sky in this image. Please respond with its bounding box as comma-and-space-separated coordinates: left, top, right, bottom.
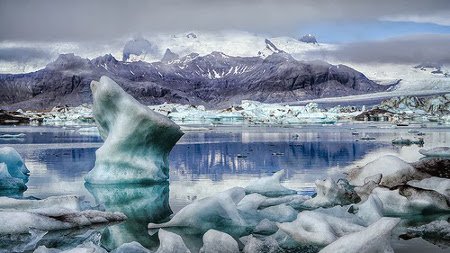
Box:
1, 0, 450, 68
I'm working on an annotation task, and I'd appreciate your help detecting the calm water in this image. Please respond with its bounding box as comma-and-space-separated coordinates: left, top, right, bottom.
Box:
0, 123, 449, 252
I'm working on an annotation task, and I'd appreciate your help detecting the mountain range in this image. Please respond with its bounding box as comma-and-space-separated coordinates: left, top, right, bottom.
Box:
0, 48, 392, 110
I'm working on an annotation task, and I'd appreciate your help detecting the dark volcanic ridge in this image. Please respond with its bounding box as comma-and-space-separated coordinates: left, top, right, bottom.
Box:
0, 51, 392, 110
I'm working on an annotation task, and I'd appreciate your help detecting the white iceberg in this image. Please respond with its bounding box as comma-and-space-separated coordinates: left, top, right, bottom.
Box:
300, 178, 359, 209
241, 235, 280, 253
276, 210, 364, 246
156, 229, 190, 253
0, 208, 126, 234
0, 195, 81, 211
148, 187, 247, 234
0, 147, 29, 183
407, 177, 450, 197
245, 170, 297, 197
85, 76, 184, 184
200, 229, 239, 253
419, 147, 450, 157
347, 155, 423, 188
355, 186, 449, 217
318, 217, 400, 253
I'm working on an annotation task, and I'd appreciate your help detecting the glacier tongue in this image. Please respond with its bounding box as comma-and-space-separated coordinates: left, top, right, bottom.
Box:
85, 76, 184, 184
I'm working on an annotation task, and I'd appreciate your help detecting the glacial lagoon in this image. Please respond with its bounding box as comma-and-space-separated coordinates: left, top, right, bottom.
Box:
0, 123, 449, 252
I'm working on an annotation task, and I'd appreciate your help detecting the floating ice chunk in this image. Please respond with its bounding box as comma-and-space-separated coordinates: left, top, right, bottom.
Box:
253, 219, 279, 235
0, 163, 26, 190
200, 229, 239, 253
148, 187, 247, 234
13, 229, 48, 252
351, 194, 384, 224
407, 177, 450, 197
301, 178, 360, 209
241, 235, 280, 253
156, 229, 190, 253
112, 241, 152, 253
0, 133, 26, 139
0, 195, 81, 211
276, 210, 364, 246
419, 147, 450, 157
355, 186, 450, 217
412, 158, 450, 178
245, 170, 296, 197
0, 208, 126, 234
85, 76, 184, 184
401, 220, 450, 247
319, 217, 400, 253
259, 204, 298, 223
260, 194, 310, 209
347, 155, 423, 187
0, 147, 29, 181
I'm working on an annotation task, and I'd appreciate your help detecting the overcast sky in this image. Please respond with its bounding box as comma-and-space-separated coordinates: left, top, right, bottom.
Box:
1, 0, 450, 67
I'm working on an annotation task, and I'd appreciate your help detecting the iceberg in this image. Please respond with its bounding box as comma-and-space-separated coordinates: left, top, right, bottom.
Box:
407, 177, 450, 197
85, 76, 184, 184
346, 155, 424, 188
148, 187, 247, 234
241, 235, 280, 253
401, 220, 450, 247
244, 170, 297, 197
276, 210, 364, 246
300, 178, 360, 209
419, 147, 450, 158
318, 217, 400, 253
0, 147, 29, 190
355, 186, 450, 216
156, 229, 191, 253
200, 229, 239, 253
0, 208, 126, 234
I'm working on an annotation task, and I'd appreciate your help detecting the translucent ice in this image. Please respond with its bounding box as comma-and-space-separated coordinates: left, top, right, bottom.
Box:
347, 155, 423, 187
407, 177, 450, 197
0, 147, 29, 191
319, 217, 400, 253
276, 210, 364, 246
301, 178, 360, 209
85, 76, 184, 184
245, 170, 297, 197
419, 147, 450, 157
148, 187, 247, 234
156, 229, 190, 253
200, 229, 239, 253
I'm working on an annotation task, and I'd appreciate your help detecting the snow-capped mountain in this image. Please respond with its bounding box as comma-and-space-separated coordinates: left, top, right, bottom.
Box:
0, 51, 389, 110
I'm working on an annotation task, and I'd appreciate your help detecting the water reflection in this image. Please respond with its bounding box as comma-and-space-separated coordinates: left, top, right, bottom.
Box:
86, 183, 172, 251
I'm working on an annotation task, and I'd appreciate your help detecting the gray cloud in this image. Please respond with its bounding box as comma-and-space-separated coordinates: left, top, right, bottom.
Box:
308, 34, 450, 64
1, 0, 450, 41
0, 47, 52, 63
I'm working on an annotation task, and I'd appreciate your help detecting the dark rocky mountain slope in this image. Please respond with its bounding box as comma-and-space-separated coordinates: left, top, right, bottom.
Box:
0, 52, 391, 110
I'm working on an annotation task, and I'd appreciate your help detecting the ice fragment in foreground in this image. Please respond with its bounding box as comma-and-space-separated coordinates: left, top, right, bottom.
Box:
0, 147, 29, 190
156, 229, 191, 253
200, 229, 239, 253
245, 170, 297, 197
318, 217, 400, 253
111, 241, 152, 253
85, 76, 183, 184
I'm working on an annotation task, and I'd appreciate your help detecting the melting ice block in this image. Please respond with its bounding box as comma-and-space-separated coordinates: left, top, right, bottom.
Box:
148, 187, 247, 234
419, 147, 450, 158
245, 170, 297, 197
276, 210, 364, 246
156, 229, 191, 253
200, 229, 239, 253
0, 147, 29, 191
319, 217, 400, 253
85, 76, 184, 184
347, 155, 424, 188
301, 178, 360, 209
112, 241, 151, 253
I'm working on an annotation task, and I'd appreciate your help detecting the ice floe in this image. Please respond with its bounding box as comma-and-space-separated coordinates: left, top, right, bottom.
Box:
244, 170, 297, 197
156, 229, 191, 253
300, 178, 359, 209
200, 229, 239, 253
85, 76, 184, 184
318, 217, 400, 253
419, 147, 450, 158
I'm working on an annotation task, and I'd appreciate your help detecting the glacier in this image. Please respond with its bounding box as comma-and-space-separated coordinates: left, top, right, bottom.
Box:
85, 76, 184, 184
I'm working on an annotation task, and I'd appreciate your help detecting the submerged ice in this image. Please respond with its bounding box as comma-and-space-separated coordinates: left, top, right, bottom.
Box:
85, 76, 184, 184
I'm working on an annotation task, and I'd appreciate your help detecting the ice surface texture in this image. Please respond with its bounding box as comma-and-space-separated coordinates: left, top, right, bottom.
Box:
85, 76, 184, 184
319, 217, 400, 253
419, 147, 450, 158
245, 170, 297, 197
200, 229, 239, 253
0, 147, 29, 191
